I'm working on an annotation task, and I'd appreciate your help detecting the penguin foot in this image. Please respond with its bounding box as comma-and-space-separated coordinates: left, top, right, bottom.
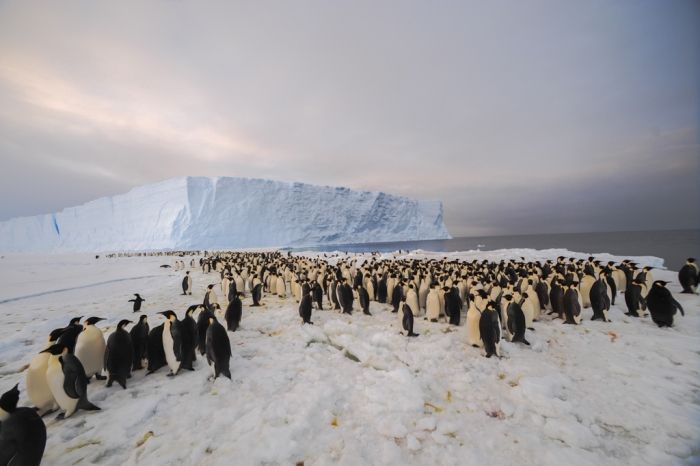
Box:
471, 344, 479, 348
95, 374, 106, 380
528, 327, 535, 331
56, 412, 66, 420
167, 372, 175, 377
430, 319, 438, 323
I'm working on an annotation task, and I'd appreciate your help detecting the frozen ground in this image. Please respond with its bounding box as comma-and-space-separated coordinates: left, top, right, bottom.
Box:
0, 249, 698, 466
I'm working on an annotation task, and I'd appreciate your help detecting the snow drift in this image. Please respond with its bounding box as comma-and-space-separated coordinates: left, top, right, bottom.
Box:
0, 176, 451, 252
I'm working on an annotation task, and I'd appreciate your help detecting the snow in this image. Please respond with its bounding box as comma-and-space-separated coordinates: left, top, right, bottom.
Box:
0, 248, 699, 466
0, 177, 450, 252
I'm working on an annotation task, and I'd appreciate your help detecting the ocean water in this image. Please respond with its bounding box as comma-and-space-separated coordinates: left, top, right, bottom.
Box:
290, 229, 699, 271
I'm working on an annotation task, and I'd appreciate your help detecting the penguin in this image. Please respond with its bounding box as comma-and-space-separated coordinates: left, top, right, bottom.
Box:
425, 284, 440, 322
312, 282, 324, 310
159, 310, 182, 376
104, 319, 133, 389
128, 294, 145, 312
225, 293, 243, 331
228, 277, 238, 303
579, 274, 595, 308
624, 278, 648, 317
519, 292, 536, 330
205, 315, 232, 379
74, 316, 107, 381
341, 281, 354, 314
563, 283, 582, 324
182, 271, 192, 295
25, 329, 63, 415
42, 343, 100, 418
251, 282, 263, 307
646, 280, 684, 327
299, 292, 313, 324
589, 274, 611, 322
179, 306, 198, 371
203, 285, 219, 312
406, 285, 420, 319
56, 317, 83, 353
391, 282, 403, 313
0, 384, 47, 466
465, 295, 482, 348
549, 280, 565, 319
504, 295, 530, 345
479, 302, 501, 358
401, 300, 419, 337
197, 307, 215, 355
678, 258, 699, 294
444, 286, 462, 326
130, 315, 149, 370
146, 324, 167, 374
357, 285, 371, 315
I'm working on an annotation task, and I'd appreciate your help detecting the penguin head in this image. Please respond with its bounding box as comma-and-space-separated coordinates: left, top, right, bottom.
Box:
158, 310, 178, 321
41, 343, 69, 356
0, 383, 19, 415
48, 327, 66, 342
135, 293, 141, 297
69, 316, 83, 326
138, 315, 149, 323
117, 319, 132, 329
653, 280, 669, 288
85, 317, 105, 326
688, 258, 696, 264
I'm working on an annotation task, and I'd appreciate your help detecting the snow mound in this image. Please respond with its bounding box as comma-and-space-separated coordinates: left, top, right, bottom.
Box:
0, 177, 451, 252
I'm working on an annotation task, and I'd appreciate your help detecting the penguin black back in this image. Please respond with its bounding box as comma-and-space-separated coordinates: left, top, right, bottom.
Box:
0, 384, 47, 466
146, 324, 167, 374
206, 316, 232, 379
105, 320, 133, 389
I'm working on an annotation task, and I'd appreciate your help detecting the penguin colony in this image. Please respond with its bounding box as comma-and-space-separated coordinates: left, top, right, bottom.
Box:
1, 251, 696, 465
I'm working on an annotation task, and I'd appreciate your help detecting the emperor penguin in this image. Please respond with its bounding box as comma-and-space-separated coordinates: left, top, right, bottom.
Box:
206, 315, 232, 379
357, 285, 371, 315
104, 320, 133, 389
504, 295, 530, 345
579, 273, 595, 308
401, 300, 419, 337
130, 315, 149, 370
465, 295, 482, 348
180, 307, 198, 371
624, 278, 648, 317
678, 258, 699, 294
56, 317, 83, 353
563, 283, 582, 324
276, 274, 286, 298
203, 285, 219, 312
128, 294, 145, 312
0, 384, 47, 466
426, 284, 440, 322
43, 343, 100, 418
182, 271, 193, 295
25, 329, 63, 414
589, 273, 611, 322
74, 317, 107, 380
646, 281, 684, 327
479, 302, 501, 358
406, 284, 420, 318
159, 310, 182, 376
519, 293, 536, 330
299, 291, 313, 324
146, 324, 167, 374
225, 292, 243, 331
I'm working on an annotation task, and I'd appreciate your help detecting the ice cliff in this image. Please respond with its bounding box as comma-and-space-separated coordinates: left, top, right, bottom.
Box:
0, 177, 451, 252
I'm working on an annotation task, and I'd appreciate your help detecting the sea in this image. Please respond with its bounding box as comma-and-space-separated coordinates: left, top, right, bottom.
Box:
287, 229, 699, 271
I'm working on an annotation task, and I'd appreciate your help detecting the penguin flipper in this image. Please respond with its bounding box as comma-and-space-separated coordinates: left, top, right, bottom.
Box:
672, 297, 685, 316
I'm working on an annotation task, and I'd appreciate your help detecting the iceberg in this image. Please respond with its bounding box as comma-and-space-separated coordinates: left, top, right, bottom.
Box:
0, 176, 451, 252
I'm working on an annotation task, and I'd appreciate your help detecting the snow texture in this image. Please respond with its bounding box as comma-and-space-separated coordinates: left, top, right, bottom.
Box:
0, 248, 698, 466
0, 177, 450, 252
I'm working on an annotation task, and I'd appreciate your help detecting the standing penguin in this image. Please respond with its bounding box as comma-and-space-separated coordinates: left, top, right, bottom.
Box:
444, 286, 462, 326
624, 278, 648, 317
401, 299, 419, 337
646, 281, 684, 327
465, 295, 482, 348
130, 315, 149, 370
678, 258, 699, 294
549, 280, 565, 319
43, 343, 100, 418
479, 303, 501, 358
182, 271, 193, 295
589, 274, 611, 322
146, 324, 167, 374
74, 317, 107, 380
197, 307, 215, 355
312, 282, 324, 310
299, 292, 313, 324
251, 281, 263, 307
225, 293, 243, 331
25, 329, 63, 415
0, 384, 47, 466
358, 285, 371, 315
104, 320, 133, 389
426, 284, 440, 322
56, 317, 83, 353
128, 294, 145, 312
504, 295, 530, 345
391, 282, 403, 313
159, 310, 182, 376
563, 283, 582, 325
179, 307, 198, 371
203, 285, 219, 312
206, 315, 232, 379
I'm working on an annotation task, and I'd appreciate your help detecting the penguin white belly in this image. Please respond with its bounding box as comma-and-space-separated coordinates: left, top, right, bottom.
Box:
521, 300, 535, 328
277, 277, 286, 297
426, 293, 440, 320
527, 290, 541, 320
407, 292, 420, 317
26, 353, 56, 411
580, 276, 594, 308
269, 278, 277, 294
46, 358, 78, 417
75, 327, 105, 377
367, 281, 375, 301
162, 324, 180, 374
466, 307, 482, 347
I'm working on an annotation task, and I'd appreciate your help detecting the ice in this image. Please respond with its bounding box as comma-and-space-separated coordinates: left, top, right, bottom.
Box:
0, 177, 451, 252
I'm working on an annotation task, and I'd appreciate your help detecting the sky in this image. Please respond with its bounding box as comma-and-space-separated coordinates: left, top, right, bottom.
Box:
0, 0, 698, 237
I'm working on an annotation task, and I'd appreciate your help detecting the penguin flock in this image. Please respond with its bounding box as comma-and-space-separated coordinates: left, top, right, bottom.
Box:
1, 250, 696, 465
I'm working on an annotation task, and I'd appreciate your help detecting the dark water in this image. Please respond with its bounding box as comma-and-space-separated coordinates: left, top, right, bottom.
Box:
287, 230, 699, 271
